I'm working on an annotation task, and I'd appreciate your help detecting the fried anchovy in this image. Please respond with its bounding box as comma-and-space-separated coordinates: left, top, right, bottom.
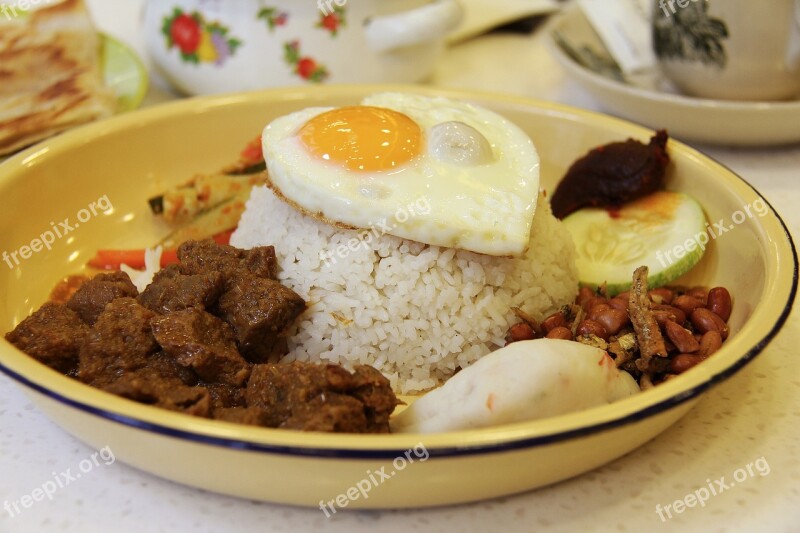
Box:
609, 332, 637, 368
628, 266, 668, 373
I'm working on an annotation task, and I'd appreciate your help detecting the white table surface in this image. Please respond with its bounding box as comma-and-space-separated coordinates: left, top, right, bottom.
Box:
1, 2, 798, 532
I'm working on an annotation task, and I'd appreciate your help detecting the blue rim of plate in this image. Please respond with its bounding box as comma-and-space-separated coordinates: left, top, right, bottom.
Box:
0, 95, 795, 460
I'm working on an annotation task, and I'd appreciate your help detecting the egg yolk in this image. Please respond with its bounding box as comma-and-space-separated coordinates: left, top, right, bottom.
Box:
298, 106, 421, 172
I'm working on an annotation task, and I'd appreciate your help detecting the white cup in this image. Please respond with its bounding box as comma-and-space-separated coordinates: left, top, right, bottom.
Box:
652, 0, 800, 101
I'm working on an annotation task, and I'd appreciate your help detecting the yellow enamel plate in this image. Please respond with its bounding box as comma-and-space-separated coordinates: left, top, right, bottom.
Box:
0, 86, 794, 508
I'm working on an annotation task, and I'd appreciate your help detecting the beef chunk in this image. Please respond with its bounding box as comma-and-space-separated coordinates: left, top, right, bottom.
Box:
151, 308, 251, 386
49, 275, 89, 305
205, 383, 247, 409
5, 303, 88, 373
218, 276, 305, 363
177, 239, 277, 283
4, 236, 399, 434
78, 298, 159, 387
97, 351, 205, 415
245, 362, 398, 433
283, 394, 369, 432
137, 264, 223, 314
104, 371, 211, 417
146, 351, 199, 386
345, 365, 401, 432
66, 271, 138, 325
213, 406, 272, 426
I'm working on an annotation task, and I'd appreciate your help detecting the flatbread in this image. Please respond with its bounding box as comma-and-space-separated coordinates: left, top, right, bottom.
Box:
0, 0, 116, 156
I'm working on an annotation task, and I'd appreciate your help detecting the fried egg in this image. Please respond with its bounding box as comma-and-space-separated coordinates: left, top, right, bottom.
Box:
261, 93, 540, 256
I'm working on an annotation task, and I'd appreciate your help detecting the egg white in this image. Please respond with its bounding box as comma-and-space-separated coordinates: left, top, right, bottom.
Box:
261, 93, 540, 256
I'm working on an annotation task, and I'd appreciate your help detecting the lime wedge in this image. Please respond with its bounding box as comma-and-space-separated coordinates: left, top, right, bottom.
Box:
100, 33, 148, 112
562, 191, 707, 295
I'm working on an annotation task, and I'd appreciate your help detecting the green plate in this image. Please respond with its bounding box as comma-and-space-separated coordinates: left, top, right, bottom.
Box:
101, 33, 148, 112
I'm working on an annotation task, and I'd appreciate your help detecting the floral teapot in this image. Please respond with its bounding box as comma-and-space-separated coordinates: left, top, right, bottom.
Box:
143, 0, 463, 95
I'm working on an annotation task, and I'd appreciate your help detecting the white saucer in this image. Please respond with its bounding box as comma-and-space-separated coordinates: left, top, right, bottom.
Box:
548, 5, 800, 147
448, 0, 560, 43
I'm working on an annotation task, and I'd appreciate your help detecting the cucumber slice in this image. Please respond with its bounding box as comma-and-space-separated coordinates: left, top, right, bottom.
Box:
562, 191, 707, 295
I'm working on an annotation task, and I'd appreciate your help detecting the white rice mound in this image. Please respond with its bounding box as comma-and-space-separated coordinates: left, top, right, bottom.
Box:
231, 186, 579, 394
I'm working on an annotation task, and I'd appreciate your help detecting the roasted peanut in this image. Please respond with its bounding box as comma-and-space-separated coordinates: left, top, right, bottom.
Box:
672, 294, 705, 316
508, 322, 536, 342
546, 326, 573, 340
670, 354, 705, 374
576, 319, 609, 341
541, 311, 568, 333
510, 283, 734, 384
607, 297, 628, 312
652, 304, 686, 326
687, 286, 709, 305
664, 320, 700, 353
690, 308, 729, 339
653, 310, 676, 327
648, 287, 675, 305
594, 308, 629, 336
584, 297, 608, 314
698, 330, 723, 357
707, 287, 732, 322
588, 303, 611, 321
576, 286, 595, 307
